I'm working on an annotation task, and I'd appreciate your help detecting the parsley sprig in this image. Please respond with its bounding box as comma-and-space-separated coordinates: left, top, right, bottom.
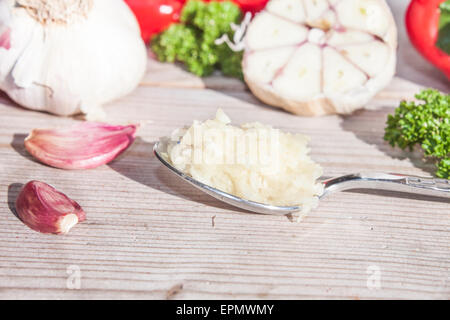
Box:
384, 89, 449, 179
151, 0, 243, 79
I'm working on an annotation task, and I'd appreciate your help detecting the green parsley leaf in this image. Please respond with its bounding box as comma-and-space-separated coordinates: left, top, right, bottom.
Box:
151, 0, 243, 79
384, 89, 450, 179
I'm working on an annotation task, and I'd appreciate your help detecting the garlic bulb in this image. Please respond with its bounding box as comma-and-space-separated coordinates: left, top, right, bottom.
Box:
243, 0, 397, 116
0, 0, 147, 118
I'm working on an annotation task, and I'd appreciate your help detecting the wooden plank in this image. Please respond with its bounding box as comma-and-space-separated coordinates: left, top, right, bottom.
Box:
141, 56, 247, 91
143, 57, 424, 102
0, 84, 448, 299
0, 0, 448, 300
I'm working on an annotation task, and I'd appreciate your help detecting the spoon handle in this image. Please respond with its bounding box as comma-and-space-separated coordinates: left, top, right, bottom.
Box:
322, 172, 450, 199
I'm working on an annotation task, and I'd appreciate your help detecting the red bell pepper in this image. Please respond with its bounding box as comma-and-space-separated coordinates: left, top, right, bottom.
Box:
406, 0, 450, 80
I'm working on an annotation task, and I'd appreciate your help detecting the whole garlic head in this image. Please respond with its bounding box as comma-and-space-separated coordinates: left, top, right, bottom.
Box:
0, 0, 147, 118
243, 0, 397, 116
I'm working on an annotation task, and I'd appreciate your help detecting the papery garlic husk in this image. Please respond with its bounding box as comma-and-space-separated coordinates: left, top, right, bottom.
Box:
0, 0, 147, 118
25, 122, 138, 169
243, 0, 397, 116
15, 180, 86, 234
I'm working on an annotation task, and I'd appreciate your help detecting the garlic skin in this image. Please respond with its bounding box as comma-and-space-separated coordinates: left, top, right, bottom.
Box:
0, 27, 10, 49
25, 122, 138, 169
15, 181, 86, 234
243, 0, 397, 116
0, 0, 11, 49
0, 0, 147, 118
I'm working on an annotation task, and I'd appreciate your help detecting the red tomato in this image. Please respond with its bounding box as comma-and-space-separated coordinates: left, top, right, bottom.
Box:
125, 0, 269, 43
231, 0, 269, 14
202, 0, 268, 13
125, 0, 184, 43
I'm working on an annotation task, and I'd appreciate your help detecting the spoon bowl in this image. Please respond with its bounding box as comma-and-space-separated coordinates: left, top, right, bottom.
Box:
153, 138, 300, 215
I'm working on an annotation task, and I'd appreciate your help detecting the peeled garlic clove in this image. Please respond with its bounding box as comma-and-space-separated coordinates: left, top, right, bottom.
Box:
24, 122, 138, 169
243, 0, 397, 116
15, 181, 86, 234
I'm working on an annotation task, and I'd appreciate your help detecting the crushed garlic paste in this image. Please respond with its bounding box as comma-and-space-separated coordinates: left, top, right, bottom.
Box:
166, 109, 324, 209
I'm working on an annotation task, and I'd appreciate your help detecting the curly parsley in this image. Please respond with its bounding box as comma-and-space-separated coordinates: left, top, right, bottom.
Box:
151, 0, 243, 79
384, 89, 449, 179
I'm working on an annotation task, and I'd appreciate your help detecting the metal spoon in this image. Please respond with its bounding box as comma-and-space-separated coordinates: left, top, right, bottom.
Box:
154, 139, 450, 215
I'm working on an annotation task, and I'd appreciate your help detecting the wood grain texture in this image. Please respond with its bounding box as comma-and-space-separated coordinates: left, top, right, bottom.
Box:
0, 0, 448, 300
0, 77, 449, 300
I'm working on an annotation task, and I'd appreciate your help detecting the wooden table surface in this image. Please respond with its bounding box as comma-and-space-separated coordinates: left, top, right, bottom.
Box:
0, 0, 449, 300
